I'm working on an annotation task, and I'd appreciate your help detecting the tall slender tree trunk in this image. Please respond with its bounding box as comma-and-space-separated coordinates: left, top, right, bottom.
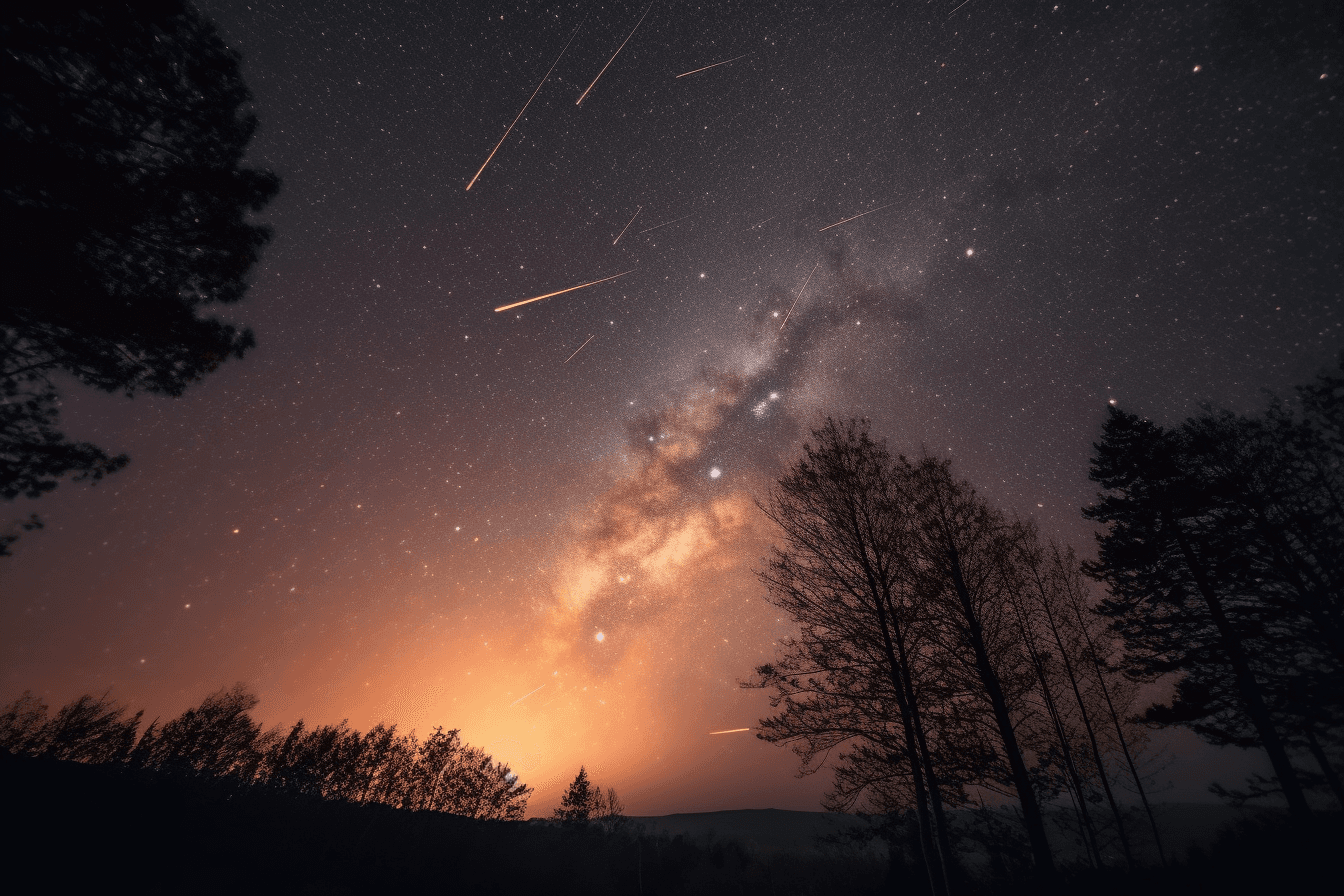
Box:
887, 676, 944, 896
1012, 593, 1103, 868
893, 616, 958, 888
1170, 518, 1313, 824
1303, 725, 1344, 809
853, 518, 948, 896
1068, 588, 1168, 866
945, 544, 1057, 880
1037, 574, 1137, 870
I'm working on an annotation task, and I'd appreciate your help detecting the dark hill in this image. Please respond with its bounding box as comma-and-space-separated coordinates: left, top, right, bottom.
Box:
0, 751, 884, 895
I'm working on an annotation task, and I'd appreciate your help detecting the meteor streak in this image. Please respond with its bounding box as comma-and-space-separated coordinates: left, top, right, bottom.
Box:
675, 52, 750, 79
749, 214, 776, 229
494, 270, 634, 312
564, 334, 595, 364
510, 684, 546, 707
635, 214, 691, 236
818, 201, 896, 232
577, 1, 655, 106
613, 206, 643, 244
709, 728, 751, 735
466, 21, 584, 191
780, 260, 819, 331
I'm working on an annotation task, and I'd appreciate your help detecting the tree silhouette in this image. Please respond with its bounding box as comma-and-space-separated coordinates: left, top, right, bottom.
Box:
1085, 363, 1344, 823
1, 1, 279, 551
749, 418, 957, 895
903, 455, 1057, 880
748, 419, 1100, 889
554, 766, 598, 823
136, 683, 264, 777
552, 766, 623, 828
1, 683, 534, 820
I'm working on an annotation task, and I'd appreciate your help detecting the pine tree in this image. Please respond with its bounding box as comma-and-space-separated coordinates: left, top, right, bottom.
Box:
1084, 403, 1332, 823
554, 766, 599, 823
1, 1, 278, 549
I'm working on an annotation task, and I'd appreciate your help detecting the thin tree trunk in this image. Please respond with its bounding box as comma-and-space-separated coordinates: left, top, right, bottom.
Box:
852, 514, 948, 896
945, 542, 1057, 880
1037, 567, 1137, 870
894, 616, 957, 889
1068, 584, 1168, 866
1303, 724, 1344, 809
1012, 592, 1103, 868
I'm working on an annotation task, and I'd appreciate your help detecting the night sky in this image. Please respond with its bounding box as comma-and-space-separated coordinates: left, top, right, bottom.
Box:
2, 1, 1339, 816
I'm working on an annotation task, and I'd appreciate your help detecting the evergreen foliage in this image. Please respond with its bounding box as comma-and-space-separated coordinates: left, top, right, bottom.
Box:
1085, 358, 1344, 821
1, 1, 279, 551
554, 765, 625, 830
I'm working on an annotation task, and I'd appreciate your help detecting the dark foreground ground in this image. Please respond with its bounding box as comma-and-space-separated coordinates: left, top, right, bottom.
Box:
2, 751, 1337, 894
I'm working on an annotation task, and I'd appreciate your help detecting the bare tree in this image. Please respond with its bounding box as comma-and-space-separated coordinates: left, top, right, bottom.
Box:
748, 419, 955, 895
904, 457, 1058, 879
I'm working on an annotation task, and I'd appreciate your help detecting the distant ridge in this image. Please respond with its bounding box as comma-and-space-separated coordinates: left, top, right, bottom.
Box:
612, 802, 1284, 863
628, 808, 882, 856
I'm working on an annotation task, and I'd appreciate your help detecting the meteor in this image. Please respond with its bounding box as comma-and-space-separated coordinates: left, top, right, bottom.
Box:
635, 214, 691, 236
564, 334, 595, 364
613, 205, 643, 245
577, 1, 656, 106
709, 728, 751, 735
510, 684, 546, 707
466, 20, 584, 191
818, 201, 896, 232
780, 260, 819, 331
494, 270, 634, 312
675, 52, 750, 79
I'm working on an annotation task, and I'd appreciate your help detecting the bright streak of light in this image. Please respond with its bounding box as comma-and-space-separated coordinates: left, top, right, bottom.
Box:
635, 214, 692, 236
818, 201, 896, 232
780, 260, 819, 331
564, 334, 595, 364
576, 1, 655, 106
613, 206, 643, 245
509, 684, 546, 707
466, 20, 584, 191
494, 270, 634, 313
709, 728, 751, 735
675, 52, 750, 79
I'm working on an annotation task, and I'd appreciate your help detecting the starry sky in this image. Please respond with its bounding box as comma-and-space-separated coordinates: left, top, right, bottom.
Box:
2, 1, 1339, 816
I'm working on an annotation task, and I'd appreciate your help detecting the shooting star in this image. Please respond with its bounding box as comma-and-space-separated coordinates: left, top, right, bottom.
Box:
466, 20, 584, 191
635, 214, 692, 236
709, 728, 751, 735
613, 206, 643, 245
818, 201, 896, 232
780, 260, 819, 331
564, 334, 595, 364
577, 1, 655, 105
948, 0, 974, 16
675, 52, 750, 79
494, 270, 634, 313
510, 684, 547, 707
749, 214, 776, 230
